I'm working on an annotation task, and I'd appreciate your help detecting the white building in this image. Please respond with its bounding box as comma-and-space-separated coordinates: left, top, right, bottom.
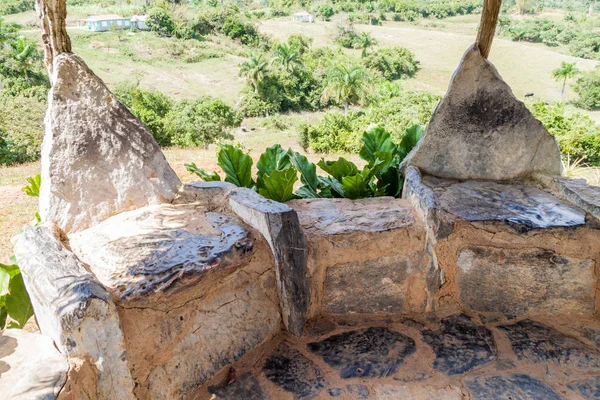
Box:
291, 11, 315, 23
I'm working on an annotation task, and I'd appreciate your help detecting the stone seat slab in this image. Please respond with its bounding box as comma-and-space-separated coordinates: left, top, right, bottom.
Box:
70, 203, 254, 303
423, 176, 586, 230
0, 329, 68, 400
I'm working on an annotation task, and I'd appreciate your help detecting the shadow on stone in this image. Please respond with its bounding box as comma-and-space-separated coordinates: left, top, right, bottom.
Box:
209, 372, 267, 400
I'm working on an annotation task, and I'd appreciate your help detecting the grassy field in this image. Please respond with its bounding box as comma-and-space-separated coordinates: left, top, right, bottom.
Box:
2, 10, 600, 262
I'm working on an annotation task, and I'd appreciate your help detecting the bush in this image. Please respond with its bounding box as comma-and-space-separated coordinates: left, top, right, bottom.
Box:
114, 83, 173, 145
317, 4, 335, 20
363, 47, 418, 80
0, 95, 45, 165
298, 90, 440, 153
572, 69, 600, 110
239, 92, 280, 117
146, 7, 176, 36
222, 16, 261, 46
164, 97, 242, 147
0, 0, 33, 15
528, 101, 600, 165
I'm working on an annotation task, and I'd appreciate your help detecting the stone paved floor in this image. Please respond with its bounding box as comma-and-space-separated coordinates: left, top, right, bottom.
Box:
198, 313, 600, 400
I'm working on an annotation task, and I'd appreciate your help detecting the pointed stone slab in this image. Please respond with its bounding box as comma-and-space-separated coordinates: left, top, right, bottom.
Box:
308, 327, 416, 379
403, 44, 562, 181
40, 53, 181, 233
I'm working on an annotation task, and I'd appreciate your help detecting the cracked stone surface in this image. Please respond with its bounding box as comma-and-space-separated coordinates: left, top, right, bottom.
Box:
421, 314, 497, 375
195, 314, 600, 399
263, 342, 327, 399
498, 319, 600, 369
427, 178, 586, 229
308, 327, 416, 378
568, 376, 600, 399
464, 374, 564, 400
209, 372, 267, 400
70, 204, 254, 302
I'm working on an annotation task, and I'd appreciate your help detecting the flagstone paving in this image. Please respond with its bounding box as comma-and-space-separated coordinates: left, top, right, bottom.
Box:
201, 313, 600, 399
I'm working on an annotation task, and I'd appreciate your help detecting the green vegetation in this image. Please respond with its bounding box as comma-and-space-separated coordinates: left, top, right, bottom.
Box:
114, 82, 242, 147
186, 125, 423, 201
573, 67, 600, 110
552, 61, 580, 100
0, 173, 38, 329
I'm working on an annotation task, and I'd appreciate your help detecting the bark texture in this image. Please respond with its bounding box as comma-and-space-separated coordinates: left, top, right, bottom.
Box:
35, 0, 71, 80
476, 0, 501, 59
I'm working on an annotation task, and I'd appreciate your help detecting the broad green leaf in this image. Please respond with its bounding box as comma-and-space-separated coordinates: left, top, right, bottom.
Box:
341, 174, 370, 200
185, 162, 221, 182
378, 166, 403, 197
217, 144, 254, 188
290, 151, 319, 194
319, 176, 345, 198
256, 145, 292, 182
296, 186, 319, 199
21, 174, 41, 197
6, 273, 33, 328
398, 124, 424, 159
359, 126, 396, 165
317, 158, 359, 182
0, 269, 9, 297
0, 263, 21, 279
258, 168, 298, 203
0, 305, 6, 329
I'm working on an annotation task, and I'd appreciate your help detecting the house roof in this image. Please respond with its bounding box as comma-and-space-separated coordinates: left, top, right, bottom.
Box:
292, 11, 313, 16
130, 15, 147, 22
85, 14, 126, 22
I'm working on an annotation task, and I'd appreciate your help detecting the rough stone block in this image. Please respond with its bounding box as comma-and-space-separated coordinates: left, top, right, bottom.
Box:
308, 327, 416, 379
70, 203, 254, 304
229, 188, 309, 336
14, 226, 135, 400
457, 247, 595, 315
403, 44, 562, 180
289, 197, 433, 317
40, 53, 181, 233
464, 374, 563, 400
0, 329, 68, 400
115, 237, 281, 399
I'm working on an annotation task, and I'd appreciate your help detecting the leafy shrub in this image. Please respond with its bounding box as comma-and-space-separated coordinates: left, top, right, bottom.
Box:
572, 69, 600, 110
0, 0, 33, 15
299, 91, 440, 153
186, 125, 423, 201
146, 7, 176, 36
114, 83, 173, 145
317, 4, 335, 20
239, 92, 280, 117
0, 95, 45, 165
363, 47, 418, 80
528, 101, 600, 165
335, 25, 360, 48
164, 97, 242, 147
222, 16, 261, 46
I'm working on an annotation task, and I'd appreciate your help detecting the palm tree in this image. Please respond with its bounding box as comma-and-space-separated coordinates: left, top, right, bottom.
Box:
7, 37, 36, 83
552, 61, 580, 100
239, 53, 269, 94
353, 32, 377, 57
272, 43, 303, 72
322, 63, 371, 115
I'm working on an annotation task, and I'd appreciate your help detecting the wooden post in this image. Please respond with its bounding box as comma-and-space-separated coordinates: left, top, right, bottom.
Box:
476, 0, 502, 59
35, 0, 71, 80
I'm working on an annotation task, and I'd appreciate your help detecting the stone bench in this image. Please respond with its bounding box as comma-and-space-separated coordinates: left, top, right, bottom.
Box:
403, 166, 600, 318
288, 197, 433, 318
14, 182, 310, 400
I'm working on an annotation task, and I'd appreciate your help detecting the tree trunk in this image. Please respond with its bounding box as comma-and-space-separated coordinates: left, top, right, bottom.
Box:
35, 0, 72, 82
344, 101, 349, 115
476, 0, 502, 59
561, 78, 566, 100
